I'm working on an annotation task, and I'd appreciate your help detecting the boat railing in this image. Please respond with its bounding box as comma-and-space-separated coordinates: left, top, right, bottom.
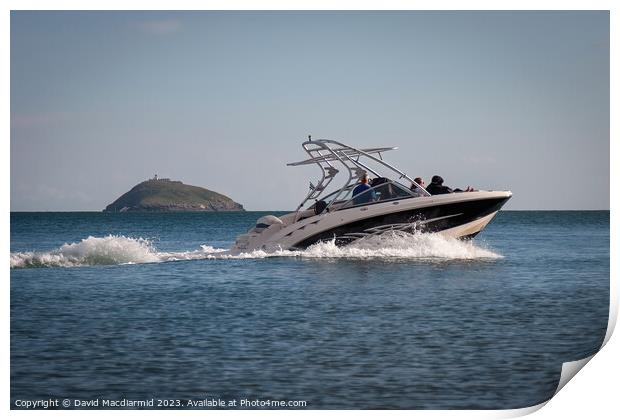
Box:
289, 139, 430, 221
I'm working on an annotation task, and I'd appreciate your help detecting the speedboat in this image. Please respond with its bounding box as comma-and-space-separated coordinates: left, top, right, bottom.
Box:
231, 138, 511, 253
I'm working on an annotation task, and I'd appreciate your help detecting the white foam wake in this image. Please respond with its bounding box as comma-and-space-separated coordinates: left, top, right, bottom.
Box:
227, 230, 501, 260
10, 231, 501, 269
10, 235, 226, 269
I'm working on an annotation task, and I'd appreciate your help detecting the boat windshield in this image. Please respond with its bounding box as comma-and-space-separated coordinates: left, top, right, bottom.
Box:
340, 180, 415, 209
307, 185, 355, 209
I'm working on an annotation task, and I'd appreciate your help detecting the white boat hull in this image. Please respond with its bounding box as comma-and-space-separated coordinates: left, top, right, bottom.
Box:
231, 191, 511, 253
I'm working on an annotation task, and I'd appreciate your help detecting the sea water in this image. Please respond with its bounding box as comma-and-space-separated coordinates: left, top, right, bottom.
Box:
10, 211, 609, 409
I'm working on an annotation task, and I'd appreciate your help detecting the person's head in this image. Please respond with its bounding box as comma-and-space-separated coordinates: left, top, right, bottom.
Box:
431, 175, 444, 185
414, 177, 424, 186
360, 173, 369, 184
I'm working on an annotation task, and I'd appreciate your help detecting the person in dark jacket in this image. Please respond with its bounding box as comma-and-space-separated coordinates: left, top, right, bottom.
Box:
425, 175, 453, 195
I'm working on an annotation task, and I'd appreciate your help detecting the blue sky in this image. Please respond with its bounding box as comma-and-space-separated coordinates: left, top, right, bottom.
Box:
11, 11, 609, 210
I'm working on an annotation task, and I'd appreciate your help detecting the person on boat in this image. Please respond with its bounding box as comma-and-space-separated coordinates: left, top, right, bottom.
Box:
425, 175, 454, 195
410, 177, 426, 197
352, 173, 376, 204
426, 175, 474, 195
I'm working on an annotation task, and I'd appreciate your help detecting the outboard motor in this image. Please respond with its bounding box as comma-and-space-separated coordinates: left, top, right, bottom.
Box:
232, 215, 285, 253
253, 215, 284, 233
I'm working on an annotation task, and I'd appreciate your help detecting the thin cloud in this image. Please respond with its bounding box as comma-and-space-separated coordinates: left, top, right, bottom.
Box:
135, 19, 182, 35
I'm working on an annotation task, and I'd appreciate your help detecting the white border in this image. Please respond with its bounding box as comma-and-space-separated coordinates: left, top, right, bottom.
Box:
4, 1, 616, 419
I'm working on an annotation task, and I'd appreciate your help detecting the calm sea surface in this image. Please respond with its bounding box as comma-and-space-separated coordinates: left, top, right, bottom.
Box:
10, 211, 609, 409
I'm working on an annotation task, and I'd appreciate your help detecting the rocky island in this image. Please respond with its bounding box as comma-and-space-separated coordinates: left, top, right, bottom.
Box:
103, 177, 244, 212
